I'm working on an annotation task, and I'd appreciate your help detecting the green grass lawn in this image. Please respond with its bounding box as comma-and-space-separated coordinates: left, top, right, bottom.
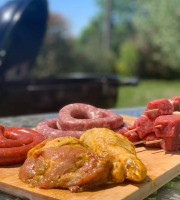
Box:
115, 79, 180, 108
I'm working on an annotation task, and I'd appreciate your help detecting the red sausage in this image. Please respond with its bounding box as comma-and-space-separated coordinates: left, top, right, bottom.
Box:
0, 129, 33, 147
0, 125, 45, 165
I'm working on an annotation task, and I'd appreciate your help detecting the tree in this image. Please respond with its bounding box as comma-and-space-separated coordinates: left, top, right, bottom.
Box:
115, 40, 139, 76
32, 13, 78, 78
76, 15, 115, 73
96, 0, 137, 52
134, 0, 180, 78
76, 0, 138, 74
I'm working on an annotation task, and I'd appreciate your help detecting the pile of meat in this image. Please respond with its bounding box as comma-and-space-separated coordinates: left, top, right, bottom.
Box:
20, 104, 148, 192
118, 96, 180, 151
19, 128, 147, 192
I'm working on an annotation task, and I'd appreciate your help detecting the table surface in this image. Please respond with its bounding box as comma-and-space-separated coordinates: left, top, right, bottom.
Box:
0, 106, 180, 200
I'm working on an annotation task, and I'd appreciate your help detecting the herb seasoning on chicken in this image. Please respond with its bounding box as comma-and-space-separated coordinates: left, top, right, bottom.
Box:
80, 128, 147, 182
19, 137, 111, 192
19, 128, 147, 192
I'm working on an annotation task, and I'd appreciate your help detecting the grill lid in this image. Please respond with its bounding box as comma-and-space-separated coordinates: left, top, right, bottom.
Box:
0, 0, 48, 81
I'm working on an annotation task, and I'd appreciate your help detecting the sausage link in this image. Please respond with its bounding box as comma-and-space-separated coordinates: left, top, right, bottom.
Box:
36, 104, 124, 139
0, 125, 45, 165
36, 118, 83, 139
58, 103, 123, 131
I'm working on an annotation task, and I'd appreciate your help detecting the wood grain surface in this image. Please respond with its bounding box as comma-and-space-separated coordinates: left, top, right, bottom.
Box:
0, 115, 180, 200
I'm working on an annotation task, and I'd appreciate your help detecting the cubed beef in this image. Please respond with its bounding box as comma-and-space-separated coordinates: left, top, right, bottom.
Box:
118, 129, 140, 143
154, 115, 180, 138
144, 99, 174, 120
143, 133, 161, 148
134, 115, 154, 139
169, 96, 180, 111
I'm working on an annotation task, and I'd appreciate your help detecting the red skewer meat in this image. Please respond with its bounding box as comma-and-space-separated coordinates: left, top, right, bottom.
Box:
144, 99, 174, 120
118, 128, 140, 143
169, 96, 180, 111
134, 115, 154, 139
154, 115, 180, 138
154, 115, 180, 151
143, 133, 161, 148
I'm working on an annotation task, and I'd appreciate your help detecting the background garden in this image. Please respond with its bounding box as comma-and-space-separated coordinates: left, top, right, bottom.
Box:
33, 0, 180, 108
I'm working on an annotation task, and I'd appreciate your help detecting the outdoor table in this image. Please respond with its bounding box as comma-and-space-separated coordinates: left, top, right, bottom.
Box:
0, 106, 180, 200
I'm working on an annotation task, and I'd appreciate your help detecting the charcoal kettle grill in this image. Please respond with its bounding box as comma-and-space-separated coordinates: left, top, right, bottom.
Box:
0, 0, 138, 117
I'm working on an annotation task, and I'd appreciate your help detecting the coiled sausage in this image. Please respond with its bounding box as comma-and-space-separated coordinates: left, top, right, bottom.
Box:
0, 125, 45, 165
36, 103, 124, 139
36, 118, 83, 139
58, 103, 123, 131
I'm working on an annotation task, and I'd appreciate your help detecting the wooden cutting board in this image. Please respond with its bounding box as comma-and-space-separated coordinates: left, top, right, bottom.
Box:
0, 115, 180, 200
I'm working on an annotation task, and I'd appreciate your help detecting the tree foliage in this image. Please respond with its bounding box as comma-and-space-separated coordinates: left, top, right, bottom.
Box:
76, 0, 138, 74
134, 0, 180, 77
115, 40, 139, 76
76, 16, 115, 73
32, 13, 78, 78
33, 0, 180, 78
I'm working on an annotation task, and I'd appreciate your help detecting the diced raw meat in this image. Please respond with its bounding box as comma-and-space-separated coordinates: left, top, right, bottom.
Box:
134, 115, 154, 139
154, 115, 180, 151
160, 137, 180, 151
154, 115, 180, 138
169, 96, 180, 111
143, 133, 161, 148
118, 129, 140, 143
144, 99, 174, 120
126, 124, 136, 130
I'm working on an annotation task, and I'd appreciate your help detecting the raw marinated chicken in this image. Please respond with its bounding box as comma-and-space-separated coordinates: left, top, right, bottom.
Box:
19, 137, 111, 192
80, 128, 147, 182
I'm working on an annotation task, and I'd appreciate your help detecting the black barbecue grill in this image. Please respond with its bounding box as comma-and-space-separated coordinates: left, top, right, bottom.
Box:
0, 0, 138, 117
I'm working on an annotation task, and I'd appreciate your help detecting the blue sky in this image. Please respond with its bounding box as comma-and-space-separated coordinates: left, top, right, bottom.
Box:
0, 0, 99, 37
49, 0, 99, 37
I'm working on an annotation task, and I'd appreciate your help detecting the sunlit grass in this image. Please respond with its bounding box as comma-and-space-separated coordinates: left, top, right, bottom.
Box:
115, 79, 180, 108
